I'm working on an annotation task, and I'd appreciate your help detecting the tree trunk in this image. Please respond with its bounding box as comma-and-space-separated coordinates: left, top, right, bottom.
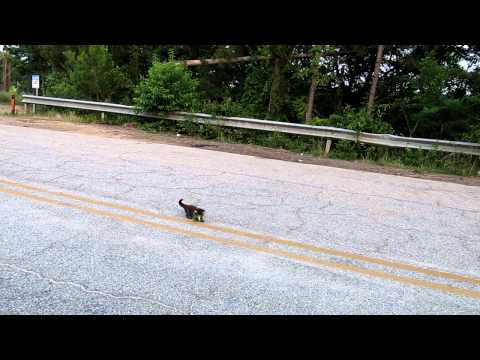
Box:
184, 53, 313, 67
183, 51, 349, 67
268, 58, 282, 118
367, 45, 385, 114
335, 86, 344, 113
2, 56, 12, 92
305, 75, 317, 122
6, 60, 12, 91
1, 57, 6, 92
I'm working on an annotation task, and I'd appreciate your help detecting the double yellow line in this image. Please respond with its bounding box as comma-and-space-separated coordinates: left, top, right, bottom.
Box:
1, 177, 480, 299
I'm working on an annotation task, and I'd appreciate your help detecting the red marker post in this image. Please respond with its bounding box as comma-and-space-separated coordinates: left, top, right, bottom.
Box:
10, 94, 16, 115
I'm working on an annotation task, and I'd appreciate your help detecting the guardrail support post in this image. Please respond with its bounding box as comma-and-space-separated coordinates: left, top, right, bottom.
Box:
33, 88, 38, 113
325, 139, 332, 155
101, 112, 105, 120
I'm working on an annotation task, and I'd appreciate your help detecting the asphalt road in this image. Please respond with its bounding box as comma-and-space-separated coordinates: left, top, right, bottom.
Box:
0, 122, 479, 314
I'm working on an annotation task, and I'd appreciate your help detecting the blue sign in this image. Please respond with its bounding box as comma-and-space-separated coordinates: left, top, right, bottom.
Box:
32, 74, 40, 89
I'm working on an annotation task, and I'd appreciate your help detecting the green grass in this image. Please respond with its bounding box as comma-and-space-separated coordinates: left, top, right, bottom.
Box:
374, 149, 479, 176
330, 140, 479, 176
6, 108, 480, 177
26, 107, 132, 125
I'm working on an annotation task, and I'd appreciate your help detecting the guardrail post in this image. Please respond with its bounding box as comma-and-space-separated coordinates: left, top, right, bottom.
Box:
101, 112, 105, 120
324, 139, 332, 155
33, 89, 38, 113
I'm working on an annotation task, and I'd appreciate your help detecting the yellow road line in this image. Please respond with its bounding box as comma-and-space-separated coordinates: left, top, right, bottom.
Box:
1, 185, 480, 300
1, 177, 479, 286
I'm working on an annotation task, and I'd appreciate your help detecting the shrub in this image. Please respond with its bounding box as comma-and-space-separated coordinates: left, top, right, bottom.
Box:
462, 121, 480, 143
308, 106, 394, 160
309, 106, 393, 133
133, 61, 200, 114
0, 91, 10, 103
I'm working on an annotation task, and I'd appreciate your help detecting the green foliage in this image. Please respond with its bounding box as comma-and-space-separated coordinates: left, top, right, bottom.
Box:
343, 106, 393, 134
46, 46, 131, 102
309, 106, 393, 134
0, 87, 20, 103
0, 91, 10, 103
414, 53, 449, 102
239, 63, 272, 118
5, 44, 480, 176
200, 97, 257, 118
168, 48, 175, 62
306, 117, 333, 127
381, 51, 479, 139
9, 85, 18, 96
289, 97, 308, 121
133, 61, 200, 114
462, 121, 480, 143
377, 149, 479, 176
309, 106, 394, 160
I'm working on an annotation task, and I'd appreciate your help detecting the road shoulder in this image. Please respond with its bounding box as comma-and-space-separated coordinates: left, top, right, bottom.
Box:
1, 113, 479, 187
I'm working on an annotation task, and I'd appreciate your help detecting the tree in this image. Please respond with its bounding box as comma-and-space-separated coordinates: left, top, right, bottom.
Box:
47, 46, 131, 102
1, 51, 13, 92
305, 45, 335, 121
5, 44, 480, 142
5, 45, 83, 92
265, 45, 295, 120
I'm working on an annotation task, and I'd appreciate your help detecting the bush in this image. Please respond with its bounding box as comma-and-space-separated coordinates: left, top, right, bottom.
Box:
309, 106, 393, 133
0, 87, 21, 104
462, 121, 480, 143
133, 61, 200, 114
308, 116, 341, 127
308, 106, 394, 160
343, 107, 393, 134
0, 91, 10, 103
200, 97, 255, 118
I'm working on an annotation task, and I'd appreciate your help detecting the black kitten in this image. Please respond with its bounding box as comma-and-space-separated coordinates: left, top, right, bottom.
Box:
179, 199, 205, 222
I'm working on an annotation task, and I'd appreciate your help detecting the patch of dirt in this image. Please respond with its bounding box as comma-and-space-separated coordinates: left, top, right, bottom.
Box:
1, 113, 479, 187
0, 103, 26, 115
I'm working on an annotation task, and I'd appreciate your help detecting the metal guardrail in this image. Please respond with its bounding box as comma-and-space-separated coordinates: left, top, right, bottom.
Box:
21, 95, 480, 156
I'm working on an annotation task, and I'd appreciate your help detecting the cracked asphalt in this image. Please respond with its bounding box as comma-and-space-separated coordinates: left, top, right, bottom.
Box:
0, 123, 480, 314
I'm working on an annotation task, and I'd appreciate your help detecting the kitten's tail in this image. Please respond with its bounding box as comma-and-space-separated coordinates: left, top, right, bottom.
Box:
178, 199, 185, 208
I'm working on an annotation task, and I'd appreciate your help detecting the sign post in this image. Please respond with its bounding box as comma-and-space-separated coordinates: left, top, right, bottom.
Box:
32, 74, 40, 113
